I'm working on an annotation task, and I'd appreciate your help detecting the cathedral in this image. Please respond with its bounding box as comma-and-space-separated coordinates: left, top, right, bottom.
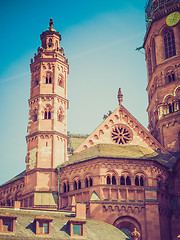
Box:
0, 0, 180, 239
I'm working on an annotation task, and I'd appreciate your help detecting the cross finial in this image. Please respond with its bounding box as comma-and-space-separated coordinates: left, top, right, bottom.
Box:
49, 18, 54, 28
118, 88, 123, 106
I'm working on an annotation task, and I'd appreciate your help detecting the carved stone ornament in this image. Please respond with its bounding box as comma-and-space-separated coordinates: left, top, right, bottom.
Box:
111, 124, 133, 145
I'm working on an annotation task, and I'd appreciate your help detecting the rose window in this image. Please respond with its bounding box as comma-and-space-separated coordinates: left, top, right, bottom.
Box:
111, 124, 133, 145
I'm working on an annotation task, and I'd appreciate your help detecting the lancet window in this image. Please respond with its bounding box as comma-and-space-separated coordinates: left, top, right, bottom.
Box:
62, 182, 69, 193
106, 175, 117, 185
107, 176, 111, 185
165, 71, 175, 83
78, 180, 81, 189
48, 38, 53, 48
74, 181, 77, 190
147, 47, 152, 79
46, 72, 52, 84
63, 182, 66, 193
126, 176, 131, 185
44, 105, 52, 119
85, 177, 93, 188
135, 176, 144, 186
120, 176, 125, 185
151, 37, 156, 72
164, 29, 176, 59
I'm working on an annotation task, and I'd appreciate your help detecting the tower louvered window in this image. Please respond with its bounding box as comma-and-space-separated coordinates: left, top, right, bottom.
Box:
164, 29, 176, 59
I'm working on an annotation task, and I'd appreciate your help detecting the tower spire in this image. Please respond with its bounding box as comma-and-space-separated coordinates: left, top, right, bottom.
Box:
118, 88, 123, 106
24, 20, 69, 207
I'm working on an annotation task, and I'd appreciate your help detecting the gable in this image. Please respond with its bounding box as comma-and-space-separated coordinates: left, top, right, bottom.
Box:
74, 105, 170, 155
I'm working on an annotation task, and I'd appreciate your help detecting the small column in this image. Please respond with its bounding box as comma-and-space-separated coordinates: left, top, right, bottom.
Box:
71, 196, 76, 212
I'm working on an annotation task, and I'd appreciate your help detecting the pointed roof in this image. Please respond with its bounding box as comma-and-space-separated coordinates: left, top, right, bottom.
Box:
74, 104, 170, 155
41, 18, 61, 40
90, 191, 101, 201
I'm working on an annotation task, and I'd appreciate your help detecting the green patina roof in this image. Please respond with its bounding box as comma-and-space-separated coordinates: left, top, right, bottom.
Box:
47, 26, 56, 32
61, 143, 176, 168
0, 207, 127, 240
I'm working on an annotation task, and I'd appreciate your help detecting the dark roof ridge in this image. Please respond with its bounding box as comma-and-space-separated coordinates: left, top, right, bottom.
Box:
0, 170, 25, 187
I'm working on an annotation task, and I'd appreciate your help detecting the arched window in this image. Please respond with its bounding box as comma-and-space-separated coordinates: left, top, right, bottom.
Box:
44, 105, 52, 120
48, 38, 53, 48
46, 72, 52, 84
85, 178, 88, 188
164, 29, 176, 59
78, 180, 81, 189
140, 176, 144, 186
63, 182, 66, 193
147, 47, 152, 79
178, 100, 180, 110
165, 96, 175, 115
44, 111, 48, 119
112, 176, 116, 185
44, 110, 51, 119
67, 182, 70, 192
107, 176, 111, 185
166, 71, 175, 83
126, 176, 131, 185
6, 196, 12, 206
120, 176, 125, 185
48, 111, 51, 119
168, 103, 175, 113
74, 181, 77, 190
89, 178, 93, 187
135, 176, 139, 186
151, 38, 156, 72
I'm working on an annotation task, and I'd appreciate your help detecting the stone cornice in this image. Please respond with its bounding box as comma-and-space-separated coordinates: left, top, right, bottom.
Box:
25, 168, 57, 176
26, 131, 68, 141
30, 52, 69, 70
28, 94, 68, 105
60, 155, 170, 172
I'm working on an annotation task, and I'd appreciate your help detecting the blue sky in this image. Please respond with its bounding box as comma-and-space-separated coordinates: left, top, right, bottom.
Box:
0, 0, 148, 185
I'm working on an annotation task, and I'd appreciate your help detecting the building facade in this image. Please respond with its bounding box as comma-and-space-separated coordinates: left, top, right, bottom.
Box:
0, 1, 180, 240
144, 0, 180, 152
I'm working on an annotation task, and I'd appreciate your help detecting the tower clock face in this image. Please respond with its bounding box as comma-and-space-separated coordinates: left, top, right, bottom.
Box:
166, 11, 180, 26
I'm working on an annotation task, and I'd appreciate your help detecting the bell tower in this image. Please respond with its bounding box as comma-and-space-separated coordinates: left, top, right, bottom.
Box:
144, 0, 180, 152
23, 19, 69, 207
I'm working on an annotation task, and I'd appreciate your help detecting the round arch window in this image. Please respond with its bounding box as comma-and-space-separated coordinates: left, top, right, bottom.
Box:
111, 124, 133, 145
